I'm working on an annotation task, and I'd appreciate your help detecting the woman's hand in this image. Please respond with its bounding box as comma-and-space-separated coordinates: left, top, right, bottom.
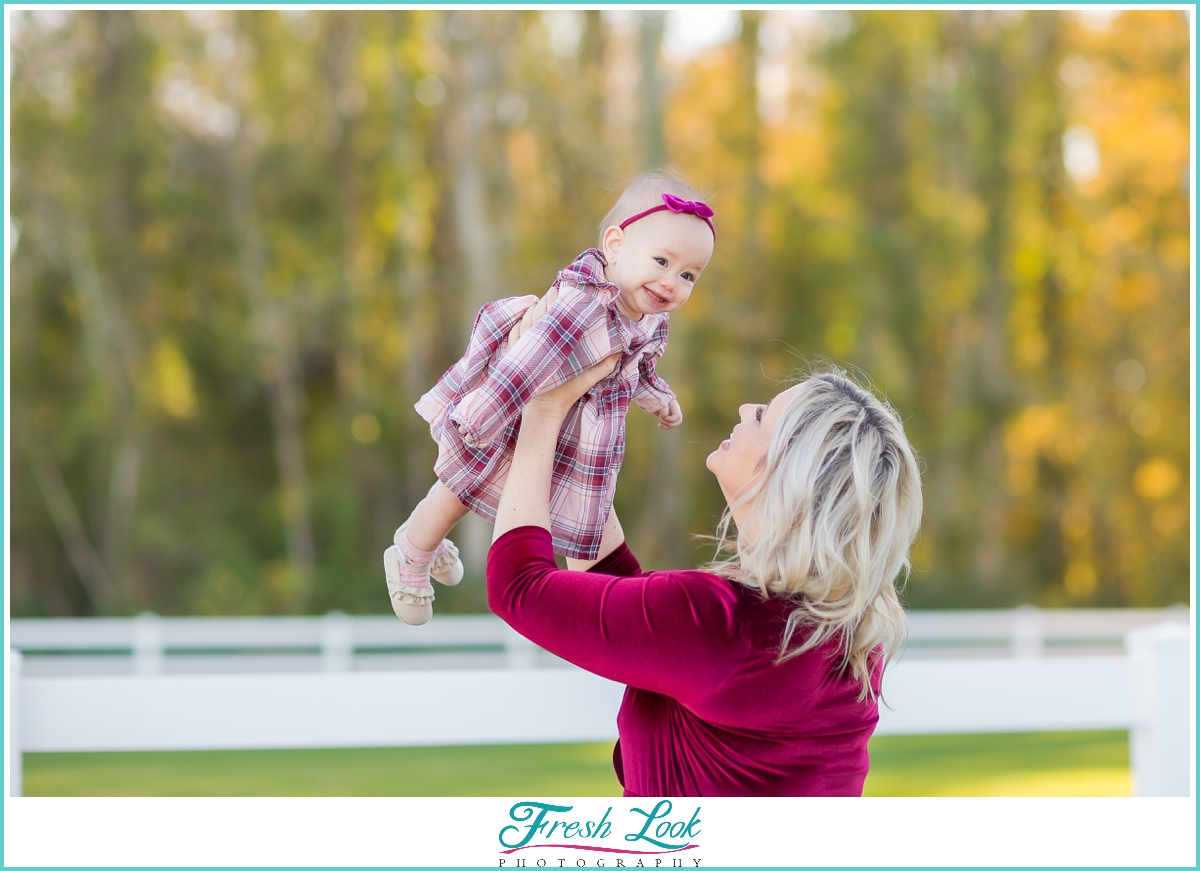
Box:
490, 354, 617, 543
508, 282, 618, 421
508, 285, 559, 345
488, 285, 626, 554
525, 354, 620, 421
460, 287, 561, 445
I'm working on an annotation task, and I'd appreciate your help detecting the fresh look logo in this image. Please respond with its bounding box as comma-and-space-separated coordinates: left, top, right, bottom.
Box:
498, 800, 702, 867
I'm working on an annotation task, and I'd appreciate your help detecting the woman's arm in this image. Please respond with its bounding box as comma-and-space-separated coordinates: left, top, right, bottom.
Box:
451, 286, 611, 449
490, 354, 620, 542
493, 291, 632, 569
487, 356, 745, 702
487, 527, 742, 702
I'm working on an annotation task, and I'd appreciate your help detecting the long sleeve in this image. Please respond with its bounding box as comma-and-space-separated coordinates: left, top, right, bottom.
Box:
450, 286, 616, 448
631, 344, 675, 417
588, 541, 642, 578
415, 294, 539, 428
487, 526, 747, 705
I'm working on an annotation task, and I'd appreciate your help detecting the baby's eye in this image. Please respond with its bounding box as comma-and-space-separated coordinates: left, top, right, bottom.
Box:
655, 257, 667, 266
681, 272, 694, 282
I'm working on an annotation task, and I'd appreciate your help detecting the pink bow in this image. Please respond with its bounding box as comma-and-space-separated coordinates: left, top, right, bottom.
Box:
618, 193, 717, 238
661, 193, 715, 220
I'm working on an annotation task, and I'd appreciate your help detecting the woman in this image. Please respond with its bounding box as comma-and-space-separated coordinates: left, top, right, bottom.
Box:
486, 319, 923, 796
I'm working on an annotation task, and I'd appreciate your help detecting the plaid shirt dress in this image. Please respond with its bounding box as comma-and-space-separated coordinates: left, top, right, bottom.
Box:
414, 249, 675, 560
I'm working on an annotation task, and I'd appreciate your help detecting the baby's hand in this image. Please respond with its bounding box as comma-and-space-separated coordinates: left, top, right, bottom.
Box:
657, 399, 683, 430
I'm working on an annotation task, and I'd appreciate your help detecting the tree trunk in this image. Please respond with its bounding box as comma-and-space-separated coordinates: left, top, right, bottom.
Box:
224, 25, 317, 607
736, 10, 764, 260
580, 10, 608, 152
62, 206, 140, 608
633, 11, 689, 567
444, 12, 503, 576
389, 18, 436, 514
637, 12, 667, 168
968, 16, 1017, 592
17, 425, 117, 612
326, 11, 366, 404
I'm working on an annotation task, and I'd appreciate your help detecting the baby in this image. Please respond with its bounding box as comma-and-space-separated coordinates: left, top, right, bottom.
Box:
384, 173, 715, 624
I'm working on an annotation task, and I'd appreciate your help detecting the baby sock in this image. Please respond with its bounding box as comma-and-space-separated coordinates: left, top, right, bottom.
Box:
394, 528, 436, 595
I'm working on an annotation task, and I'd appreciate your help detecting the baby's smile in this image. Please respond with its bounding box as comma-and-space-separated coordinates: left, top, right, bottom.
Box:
602, 206, 714, 321
642, 285, 670, 307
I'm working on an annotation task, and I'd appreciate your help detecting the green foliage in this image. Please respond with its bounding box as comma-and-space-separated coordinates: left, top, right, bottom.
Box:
10, 10, 1189, 616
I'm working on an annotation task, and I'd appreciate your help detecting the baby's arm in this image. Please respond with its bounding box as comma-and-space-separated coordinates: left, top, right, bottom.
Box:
421, 297, 537, 411
632, 346, 682, 428
657, 397, 682, 430
450, 285, 613, 447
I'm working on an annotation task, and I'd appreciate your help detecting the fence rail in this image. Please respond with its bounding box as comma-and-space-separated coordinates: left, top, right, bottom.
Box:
7, 612, 1191, 798
9, 607, 1188, 676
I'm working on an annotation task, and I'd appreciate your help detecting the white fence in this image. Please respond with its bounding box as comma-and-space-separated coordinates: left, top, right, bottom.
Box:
10, 606, 1188, 676
8, 609, 1192, 797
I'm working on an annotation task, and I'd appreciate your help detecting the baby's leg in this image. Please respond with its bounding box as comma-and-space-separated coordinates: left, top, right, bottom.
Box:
565, 508, 626, 572
406, 481, 470, 551
384, 482, 470, 625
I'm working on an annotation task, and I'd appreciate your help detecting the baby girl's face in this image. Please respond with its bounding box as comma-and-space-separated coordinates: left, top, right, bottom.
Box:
602, 211, 714, 321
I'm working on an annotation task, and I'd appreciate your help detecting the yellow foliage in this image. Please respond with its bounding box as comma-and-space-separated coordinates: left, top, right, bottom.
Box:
261, 558, 305, 613
1133, 458, 1180, 501
1060, 504, 1092, 542
1010, 292, 1048, 369
1064, 561, 1097, 597
351, 412, 381, 445
1113, 274, 1158, 311
1129, 403, 1162, 438
146, 339, 197, 419
1152, 503, 1186, 539
824, 320, 856, 357
373, 200, 398, 238
360, 40, 389, 82
1004, 404, 1082, 495
761, 127, 827, 187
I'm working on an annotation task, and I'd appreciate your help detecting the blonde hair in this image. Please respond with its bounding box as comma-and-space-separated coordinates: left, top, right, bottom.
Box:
597, 170, 709, 247
707, 367, 923, 702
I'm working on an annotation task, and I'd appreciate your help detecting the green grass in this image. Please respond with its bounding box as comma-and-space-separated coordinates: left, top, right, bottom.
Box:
23, 730, 1129, 797
864, 730, 1130, 796
23, 742, 624, 797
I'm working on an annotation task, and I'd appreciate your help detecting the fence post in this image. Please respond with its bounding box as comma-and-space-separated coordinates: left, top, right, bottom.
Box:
1126, 621, 1191, 796
321, 611, 354, 672
10, 650, 22, 797
1011, 604, 1044, 658
133, 611, 164, 675
503, 623, 537, 669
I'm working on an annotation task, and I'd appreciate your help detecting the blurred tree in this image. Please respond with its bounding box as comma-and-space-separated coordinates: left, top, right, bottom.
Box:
8, 9, 1189, 617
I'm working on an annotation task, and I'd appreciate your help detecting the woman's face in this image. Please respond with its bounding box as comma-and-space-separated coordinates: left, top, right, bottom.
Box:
706, 384, 803, 512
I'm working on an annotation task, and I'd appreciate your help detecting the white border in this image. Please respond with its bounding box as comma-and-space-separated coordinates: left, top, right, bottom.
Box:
4, 4, 1196, 869
3, 796, 1198, 867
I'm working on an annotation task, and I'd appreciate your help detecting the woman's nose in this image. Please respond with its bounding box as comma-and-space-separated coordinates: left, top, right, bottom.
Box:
738, 403, 754, 420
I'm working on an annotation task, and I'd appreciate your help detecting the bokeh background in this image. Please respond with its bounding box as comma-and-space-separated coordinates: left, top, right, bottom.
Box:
9, 8, 1191, 620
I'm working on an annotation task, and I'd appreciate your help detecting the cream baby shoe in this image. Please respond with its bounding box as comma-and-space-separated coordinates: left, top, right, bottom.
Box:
394, 520, 464, 587
383, 543, 434, 626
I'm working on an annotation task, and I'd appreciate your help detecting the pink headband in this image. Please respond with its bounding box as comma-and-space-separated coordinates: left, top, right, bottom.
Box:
619, 193, 716, 239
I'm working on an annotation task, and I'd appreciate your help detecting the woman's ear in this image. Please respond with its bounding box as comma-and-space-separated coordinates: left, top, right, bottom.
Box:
601, 225, 624, 264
